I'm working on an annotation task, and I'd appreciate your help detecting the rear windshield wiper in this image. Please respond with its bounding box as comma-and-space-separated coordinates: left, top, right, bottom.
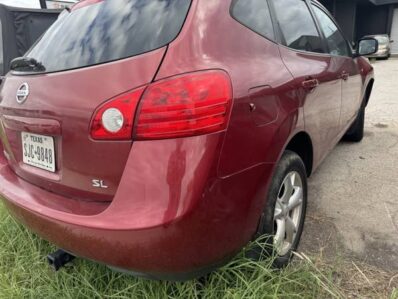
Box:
10, 57, 46, 73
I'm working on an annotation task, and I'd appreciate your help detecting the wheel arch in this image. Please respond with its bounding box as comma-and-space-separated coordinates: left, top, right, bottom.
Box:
364, 79, 374, 107
284, 131, 314, 177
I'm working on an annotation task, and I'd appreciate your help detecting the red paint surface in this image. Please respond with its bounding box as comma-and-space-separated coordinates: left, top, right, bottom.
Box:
0, 0, 374, 276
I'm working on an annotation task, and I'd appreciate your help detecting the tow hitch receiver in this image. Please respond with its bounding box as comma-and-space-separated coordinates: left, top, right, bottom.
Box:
47, 249, 75, 271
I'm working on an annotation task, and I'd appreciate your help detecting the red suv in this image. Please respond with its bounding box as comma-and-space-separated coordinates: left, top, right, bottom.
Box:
0, 0, 377, 280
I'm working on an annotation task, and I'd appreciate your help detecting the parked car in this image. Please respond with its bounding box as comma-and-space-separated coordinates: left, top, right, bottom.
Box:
363, 34, 393, 59
0, 0, 377, 280
0, 4, 59, 78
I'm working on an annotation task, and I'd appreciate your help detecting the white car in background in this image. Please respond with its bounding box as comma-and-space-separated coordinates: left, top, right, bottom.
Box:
364, 34, 394, 59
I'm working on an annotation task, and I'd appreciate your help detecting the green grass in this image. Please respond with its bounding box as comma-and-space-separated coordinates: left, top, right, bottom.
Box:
0, 204, 391, 299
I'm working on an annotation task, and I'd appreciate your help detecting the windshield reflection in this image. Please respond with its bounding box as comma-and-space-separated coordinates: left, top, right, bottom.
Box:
26, 0, 191, 73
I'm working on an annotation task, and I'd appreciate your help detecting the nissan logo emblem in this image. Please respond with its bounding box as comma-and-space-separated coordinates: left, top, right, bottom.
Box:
16, 83, 29, 104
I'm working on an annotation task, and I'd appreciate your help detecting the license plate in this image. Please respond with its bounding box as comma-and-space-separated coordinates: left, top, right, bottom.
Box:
22, 132, 55, 172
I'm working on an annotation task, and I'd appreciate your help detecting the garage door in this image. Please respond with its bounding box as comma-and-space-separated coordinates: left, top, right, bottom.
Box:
391, 8, 398, 54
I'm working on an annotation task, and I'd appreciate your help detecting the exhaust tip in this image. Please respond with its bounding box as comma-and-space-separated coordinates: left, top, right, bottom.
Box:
47, 249, 75, 271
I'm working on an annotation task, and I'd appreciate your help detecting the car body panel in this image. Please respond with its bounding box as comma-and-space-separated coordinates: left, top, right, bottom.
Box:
340, 57, 363, 128
0, 48, 166, 201
0, 139, 273, 275
277, 47, 342, 169
0, 0, 375, 279
156, 1, 299, 176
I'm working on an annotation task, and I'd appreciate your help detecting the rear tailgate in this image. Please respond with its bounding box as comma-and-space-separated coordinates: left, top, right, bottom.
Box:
0, 49, 165, 201
0, 0, 192, 202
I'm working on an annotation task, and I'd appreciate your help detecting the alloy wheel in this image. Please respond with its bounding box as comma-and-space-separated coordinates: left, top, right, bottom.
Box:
273, 171, 304, 256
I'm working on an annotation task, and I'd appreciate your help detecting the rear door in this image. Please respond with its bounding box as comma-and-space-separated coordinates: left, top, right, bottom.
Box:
269, 0, 342, 164
311, 3, 362, 132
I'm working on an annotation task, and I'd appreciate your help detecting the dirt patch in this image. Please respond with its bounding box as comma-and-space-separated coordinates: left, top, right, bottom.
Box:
335, 260, 397, 299
363, 237, 398, 272
299, 206, 342, 258
300, 206, 397, 298
374, 123, 389, 129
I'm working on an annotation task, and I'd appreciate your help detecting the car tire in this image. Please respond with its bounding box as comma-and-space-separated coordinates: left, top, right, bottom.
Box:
344, 105, 365, 142
250, 150, 307, 268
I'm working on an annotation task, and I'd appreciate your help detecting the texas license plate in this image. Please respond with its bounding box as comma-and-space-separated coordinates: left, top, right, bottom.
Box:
22, 132, 55, 172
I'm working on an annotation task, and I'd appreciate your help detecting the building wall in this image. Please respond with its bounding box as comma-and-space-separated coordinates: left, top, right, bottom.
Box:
356, 3, 391, 39
391, 6, 398, 53
334, 1, 357, 41
319, 0, 357, 41
319, 0, 394, 42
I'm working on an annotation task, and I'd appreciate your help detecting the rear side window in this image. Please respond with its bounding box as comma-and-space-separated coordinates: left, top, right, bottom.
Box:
25, 0, 191, 73
312, 5, 350, 56
270, 0, 324, 53
231, 0, 274, 40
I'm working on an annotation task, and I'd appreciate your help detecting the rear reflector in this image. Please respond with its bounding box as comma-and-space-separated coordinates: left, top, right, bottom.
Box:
90, 70, 232, 141
135, 70, 232, 140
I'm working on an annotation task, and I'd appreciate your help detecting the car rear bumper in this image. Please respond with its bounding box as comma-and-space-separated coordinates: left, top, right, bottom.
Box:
0, 135, 274, 279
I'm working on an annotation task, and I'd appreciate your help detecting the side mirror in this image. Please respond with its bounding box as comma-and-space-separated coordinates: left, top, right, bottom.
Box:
357, 38, 379, 56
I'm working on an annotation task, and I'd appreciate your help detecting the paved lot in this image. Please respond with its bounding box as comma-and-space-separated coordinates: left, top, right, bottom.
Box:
301, 59, 398, 272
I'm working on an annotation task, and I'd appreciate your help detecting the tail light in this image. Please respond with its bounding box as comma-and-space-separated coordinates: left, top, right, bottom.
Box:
136, 70, 232, 140
90, 70, 232, 140
90, 88, 145, 140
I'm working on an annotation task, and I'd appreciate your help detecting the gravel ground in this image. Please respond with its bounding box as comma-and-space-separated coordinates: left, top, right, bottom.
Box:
300, 58, 398, 274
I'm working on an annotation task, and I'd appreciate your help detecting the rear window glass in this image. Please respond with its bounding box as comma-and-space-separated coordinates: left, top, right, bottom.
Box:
271, 0, 324, 53
24, 0, 191, 73
231, 0, 275, 40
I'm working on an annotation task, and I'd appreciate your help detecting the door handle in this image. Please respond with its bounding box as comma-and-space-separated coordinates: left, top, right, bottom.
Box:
302, 78, 319, 92
340, 71, 349, 81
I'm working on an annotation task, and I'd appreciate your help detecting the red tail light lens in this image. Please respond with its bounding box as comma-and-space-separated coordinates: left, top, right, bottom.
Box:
90, 70, 232, 141
90, 88, 145, 140
135, 70, 233, 140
